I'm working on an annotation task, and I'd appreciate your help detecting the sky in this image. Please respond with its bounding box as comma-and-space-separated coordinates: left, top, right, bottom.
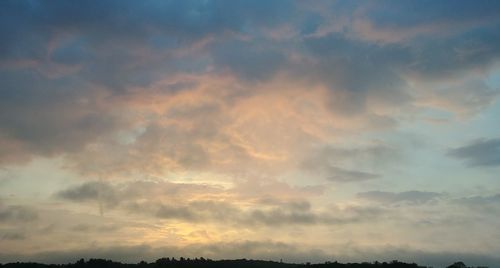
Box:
1, 1, 500, 267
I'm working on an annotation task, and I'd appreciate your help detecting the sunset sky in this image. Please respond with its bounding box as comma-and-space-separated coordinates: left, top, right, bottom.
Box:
1, 1, 500, 267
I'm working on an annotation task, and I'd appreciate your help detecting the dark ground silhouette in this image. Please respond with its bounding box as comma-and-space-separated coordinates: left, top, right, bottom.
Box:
0, 258, 484, 268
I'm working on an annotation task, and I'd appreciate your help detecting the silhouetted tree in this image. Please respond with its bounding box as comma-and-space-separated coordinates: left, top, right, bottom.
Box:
446, 262, 467, 268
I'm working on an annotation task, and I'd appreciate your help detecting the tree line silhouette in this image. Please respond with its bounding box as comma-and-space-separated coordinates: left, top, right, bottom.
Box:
0, 258, 485, 268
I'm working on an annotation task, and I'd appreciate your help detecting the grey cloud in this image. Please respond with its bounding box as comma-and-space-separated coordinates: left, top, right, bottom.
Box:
156, 204, 199, 221
448, 138, 500, 167
1, 232, 26, 241
300, 26, 500, 116
152, 200, 319, 226
0, 0, 294, 83
57, 180, 381, 227
458, 193, 500, 205
0, 70, 124, 165
303, 144, 399, 166
354, 0, 500, 42
454, 193, 500, 214
248, 205, 317, 226
302, 34, 413, 116
154, 200, 386, 227
55, 181, 231, 222
56, 181, 120, 208
430, 79, 498, 117
154, 200, 242, 223
368, 0, 500, 29
0, 204, 38, 222
1, 0, 500, 172
301, 144, 397, 182
69, 223, 121, 233
357, 191, 443, 205
55, 180, 224, 206
0, 0, 295, 167
256, 198, 311, 211
211, 40, 288, 82
247, 204, 384, 226
408, 24, 500, 79
325, 167, 379, 182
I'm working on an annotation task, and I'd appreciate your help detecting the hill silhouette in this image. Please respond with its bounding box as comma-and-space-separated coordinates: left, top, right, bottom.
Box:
0, 258, 485, 268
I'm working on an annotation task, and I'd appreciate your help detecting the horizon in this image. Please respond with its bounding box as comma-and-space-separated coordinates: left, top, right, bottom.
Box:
1, 1, 500, 268
0, 256, 463, 267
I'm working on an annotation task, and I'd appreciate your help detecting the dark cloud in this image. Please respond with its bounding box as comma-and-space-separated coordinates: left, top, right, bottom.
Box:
448, 138, 500, 167
357, 191, 443, 205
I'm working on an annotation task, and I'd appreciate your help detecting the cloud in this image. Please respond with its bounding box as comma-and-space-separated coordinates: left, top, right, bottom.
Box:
300, 144, 398, 182
417, 79, 499, 117
454, 193, 500, 214
1, 232, 26, 241
448, 138, 500, 167
1, 2, 500, 264
0, 0, 500, 175
55, 179, 227, 216
357, 191, 443, 205
351, 0, 500, 43
210, 40, 288, 81
146, 199, 386, 227
0, 203, 38, 222
54, 180, 381, 227
325, 167, 379, 182
0, 70, 126, 165
301, 30, 500, 117
56, 181, 120, 211
0, 0, 296, 168
69, 223, 120, 233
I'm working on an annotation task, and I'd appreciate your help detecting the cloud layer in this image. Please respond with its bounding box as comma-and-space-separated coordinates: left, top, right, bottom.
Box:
1, 0, 500, 266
